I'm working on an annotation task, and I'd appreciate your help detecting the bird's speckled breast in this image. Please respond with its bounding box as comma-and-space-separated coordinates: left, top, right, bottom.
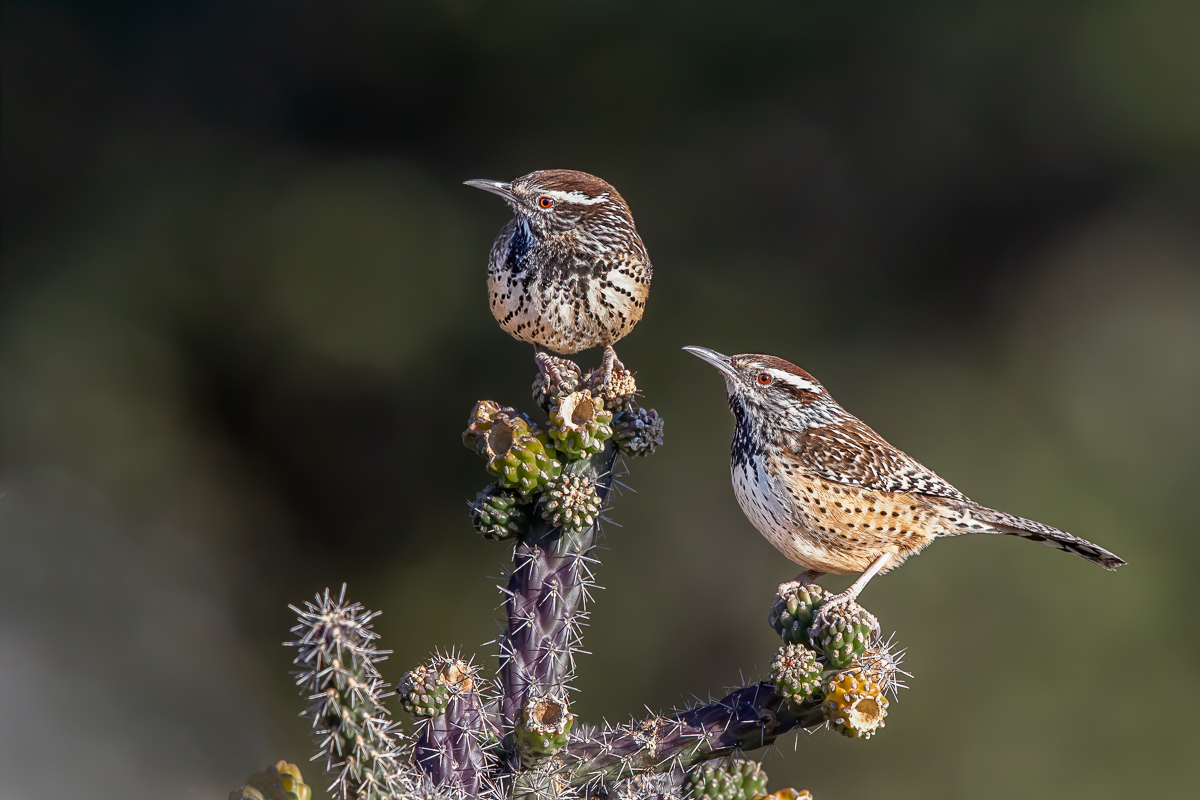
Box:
732, 455, 940, 574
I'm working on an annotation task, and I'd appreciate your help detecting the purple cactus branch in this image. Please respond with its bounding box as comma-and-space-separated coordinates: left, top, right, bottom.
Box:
498, 441, 619, 736
563, 682, 825, 786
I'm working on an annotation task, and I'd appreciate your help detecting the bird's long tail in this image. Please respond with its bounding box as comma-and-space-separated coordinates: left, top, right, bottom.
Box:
955, 503, 1126, 570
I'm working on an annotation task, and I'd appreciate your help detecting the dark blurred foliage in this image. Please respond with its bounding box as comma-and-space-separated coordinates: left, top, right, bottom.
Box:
3, 1, 1199, 798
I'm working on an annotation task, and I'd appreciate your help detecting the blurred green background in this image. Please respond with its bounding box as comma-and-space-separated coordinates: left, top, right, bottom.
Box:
4, 1, 1199, 798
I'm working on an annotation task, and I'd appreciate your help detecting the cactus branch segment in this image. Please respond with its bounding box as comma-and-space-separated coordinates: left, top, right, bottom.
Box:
286, 586, 415, 800
564, 682, 824, 785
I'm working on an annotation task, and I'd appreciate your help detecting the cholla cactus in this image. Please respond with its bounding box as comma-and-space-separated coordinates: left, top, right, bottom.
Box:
769, 643, 824, 707
684, 760, 768, 800
613, 406, 664, 457
286, 587, 415, 800
273, 350, 910, 800
768, 583, 827, 646
822, 670, 889, 739
547, 391, 614, 457
472, 484, 532, 540
539, 473, 602, 532
808, 602, 879, 670
231, 761, 311, 800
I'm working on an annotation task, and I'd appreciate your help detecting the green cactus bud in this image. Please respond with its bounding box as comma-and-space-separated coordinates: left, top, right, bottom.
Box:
809, 602, 878, 670
588, 365, 639, 412
515, 693, 574, 764
613, 406, 664, 457
768, 583, 828, 646
532, 358, 584, 412
479, 412, 562, 496
231, 761, 312, 800
539, 473, 602, 532
547, 391, 614, 458
823, 670, 888, 739
684, 760, 768, 800
400, 664, 450, 718
471, 484, 532, 540
769, 643, 824, 707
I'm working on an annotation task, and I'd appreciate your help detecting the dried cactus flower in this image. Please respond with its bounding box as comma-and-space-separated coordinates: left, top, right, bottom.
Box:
588, 365, 639, 411
471, 483, 532, 540
532, 358, 584, 412
547, 391, 614, 458
540, 473, 602, 532
823, 670, 889, 739
770, 643, 824, 707
463, 400, 503, 454
763, 791, 813, 800
613, 406, 664, 457
808, 602, 879, 670
231, 761, 312, 800
516, 693, 575, 762
684, 760, 768, 800
768, 583, 828, 646
481, 412, 562, 496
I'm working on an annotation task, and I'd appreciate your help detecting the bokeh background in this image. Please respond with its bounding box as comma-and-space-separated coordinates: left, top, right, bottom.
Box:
4, 1, 1199, 798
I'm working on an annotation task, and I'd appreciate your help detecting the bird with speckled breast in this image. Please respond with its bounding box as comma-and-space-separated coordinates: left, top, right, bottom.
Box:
684, 346, 1125, 621
465, 170, 652, 384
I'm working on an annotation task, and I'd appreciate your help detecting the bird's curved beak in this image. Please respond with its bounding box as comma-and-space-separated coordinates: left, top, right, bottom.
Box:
683, 346, 738, 379
464, 179, 516, 202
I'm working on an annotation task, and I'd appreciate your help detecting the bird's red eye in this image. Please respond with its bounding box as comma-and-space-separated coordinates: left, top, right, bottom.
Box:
758, 373, 773, 385
538, 196, 554, 209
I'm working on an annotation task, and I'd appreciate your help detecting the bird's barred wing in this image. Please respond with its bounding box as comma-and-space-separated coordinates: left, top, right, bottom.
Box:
788, 421, 969, 501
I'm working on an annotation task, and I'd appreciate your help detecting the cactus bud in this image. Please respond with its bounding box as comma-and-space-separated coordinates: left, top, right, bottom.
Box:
400, 664, 450, 718
477, 411, 562, 496
769, 643, 824, 707
539, 473, 603, 532
823, 670, 888, 739
471, 484, 532, 540
684, 760, 768, 800
613, 406, 664, 457
588, 365, 639, 412
768, 583, 827, 646
547, 391, 614, 458
808, 602, 878, 670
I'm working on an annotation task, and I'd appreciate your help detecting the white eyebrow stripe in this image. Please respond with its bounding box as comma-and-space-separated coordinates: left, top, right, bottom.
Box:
767, 368, 821, 393
543, 189, 608, 205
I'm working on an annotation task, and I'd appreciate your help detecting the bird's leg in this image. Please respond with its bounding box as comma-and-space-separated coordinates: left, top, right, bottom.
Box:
600, 344, 625, 385
811, 552, 893, 628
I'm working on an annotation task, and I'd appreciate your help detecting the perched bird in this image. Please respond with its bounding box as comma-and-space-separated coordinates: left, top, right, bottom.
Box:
464, 170, 652, 383
684, 346, 1124, 618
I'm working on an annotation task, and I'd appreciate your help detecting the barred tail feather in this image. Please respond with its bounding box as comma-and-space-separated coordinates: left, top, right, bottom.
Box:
962, 504, 1126, 571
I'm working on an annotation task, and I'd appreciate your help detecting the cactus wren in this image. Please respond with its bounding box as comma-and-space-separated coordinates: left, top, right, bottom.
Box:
684, 346, 1125, 618
465, 170, 652, 382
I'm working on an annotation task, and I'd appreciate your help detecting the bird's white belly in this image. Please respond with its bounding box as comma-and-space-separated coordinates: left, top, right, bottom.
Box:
731, 461, 827, 569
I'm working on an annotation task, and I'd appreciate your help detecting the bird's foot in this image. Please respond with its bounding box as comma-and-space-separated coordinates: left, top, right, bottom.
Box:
776, 570, 825, 599
600, 345, 625, 386
535, 351, 573, 396
808, 587, 861, 634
